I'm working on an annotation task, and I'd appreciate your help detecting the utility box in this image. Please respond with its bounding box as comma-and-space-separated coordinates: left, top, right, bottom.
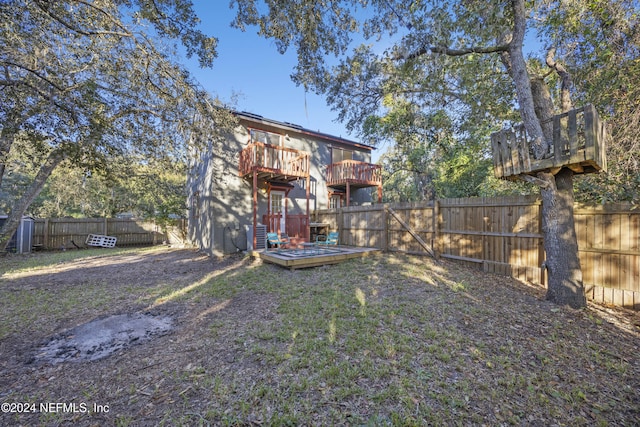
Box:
0, 216, 35, 254
245, 224, 267, 251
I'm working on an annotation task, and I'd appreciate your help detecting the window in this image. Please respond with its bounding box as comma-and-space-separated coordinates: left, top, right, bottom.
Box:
271, 192, 284, 215
332, 148, 354, 163
270, 191, 286, 233
250, 128, 281, 146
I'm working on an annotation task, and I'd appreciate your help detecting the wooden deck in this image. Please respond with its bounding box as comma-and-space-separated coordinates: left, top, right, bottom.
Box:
255, 245, 381, 269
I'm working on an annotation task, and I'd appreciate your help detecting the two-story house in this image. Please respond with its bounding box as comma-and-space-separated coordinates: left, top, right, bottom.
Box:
187, 111, 382, 257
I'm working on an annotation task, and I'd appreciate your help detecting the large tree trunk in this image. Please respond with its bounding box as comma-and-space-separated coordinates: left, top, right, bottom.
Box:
530, 76, 555, 142
539, 170, 586, 308
508, 0, 586, 308
0, 121, 19, 188
0, 149, 65, 252
509, 0, 548, 159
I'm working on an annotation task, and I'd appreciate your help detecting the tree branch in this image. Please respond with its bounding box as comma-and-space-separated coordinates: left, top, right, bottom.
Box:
72, 0, 132, 35
34, 0, 132, 38
0, 78, 78, 121
546, 48, 573, 112
519, 173, 551, 188
395, 43, 510, 61
1, 61, 66, 92
0, 148, 66, 251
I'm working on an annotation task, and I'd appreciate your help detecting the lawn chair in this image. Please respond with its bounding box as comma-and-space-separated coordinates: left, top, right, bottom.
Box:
316, 231, 339, 246
266, 232, 291, 251
279, 233, 291, 247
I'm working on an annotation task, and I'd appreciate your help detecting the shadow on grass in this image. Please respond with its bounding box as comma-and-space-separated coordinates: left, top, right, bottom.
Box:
1, 248, 638, 426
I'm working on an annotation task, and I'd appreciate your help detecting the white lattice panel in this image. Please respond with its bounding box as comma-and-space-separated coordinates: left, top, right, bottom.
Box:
85, 234, 117, 248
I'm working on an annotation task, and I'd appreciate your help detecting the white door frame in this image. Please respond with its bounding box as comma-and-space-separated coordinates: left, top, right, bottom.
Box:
270, 190, 286, 233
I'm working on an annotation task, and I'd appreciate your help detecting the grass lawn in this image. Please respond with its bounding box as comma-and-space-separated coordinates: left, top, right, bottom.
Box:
1, 246, 638, 426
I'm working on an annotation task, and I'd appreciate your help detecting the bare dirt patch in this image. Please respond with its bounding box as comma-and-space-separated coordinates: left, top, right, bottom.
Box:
1, 247, 252, 423
34, 313, 174, 364
1, 247, 639, 426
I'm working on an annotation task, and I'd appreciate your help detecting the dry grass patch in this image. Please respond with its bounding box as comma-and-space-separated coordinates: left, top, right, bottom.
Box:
0, 247, 638, 426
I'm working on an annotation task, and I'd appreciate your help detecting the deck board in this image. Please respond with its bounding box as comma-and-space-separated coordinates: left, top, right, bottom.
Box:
255, 246, 381, 269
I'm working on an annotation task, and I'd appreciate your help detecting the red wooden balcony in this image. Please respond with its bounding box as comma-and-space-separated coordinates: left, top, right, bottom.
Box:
239, 142, 310, 182
326, 160, 382, 188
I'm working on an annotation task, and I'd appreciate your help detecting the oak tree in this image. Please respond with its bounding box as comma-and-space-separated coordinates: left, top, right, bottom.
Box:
0, 0, 234, 250
232, 0, 636, 308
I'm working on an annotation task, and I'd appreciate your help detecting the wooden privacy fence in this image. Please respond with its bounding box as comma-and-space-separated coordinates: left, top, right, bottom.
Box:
314, 196, 640, 310
32, 218, 187, 250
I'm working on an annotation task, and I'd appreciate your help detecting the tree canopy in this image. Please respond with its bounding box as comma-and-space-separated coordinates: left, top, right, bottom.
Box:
232, 0, 639, 203
0, 0, 236, 249
232, 0, 639, 308
1, 156, 187, 221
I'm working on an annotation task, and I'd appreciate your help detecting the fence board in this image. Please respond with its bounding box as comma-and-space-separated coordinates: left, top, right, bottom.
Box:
32, 218, 186, 249
316, 196, 640, 310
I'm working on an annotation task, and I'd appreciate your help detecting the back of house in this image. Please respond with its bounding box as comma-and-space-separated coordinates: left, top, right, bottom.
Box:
187, 111, 382, 256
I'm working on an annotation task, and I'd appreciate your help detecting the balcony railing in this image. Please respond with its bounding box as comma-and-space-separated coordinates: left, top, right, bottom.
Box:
239, 142, 310, 181
326, 160, 382, 187
491, 104, 607, 180
262, 213, 309, 239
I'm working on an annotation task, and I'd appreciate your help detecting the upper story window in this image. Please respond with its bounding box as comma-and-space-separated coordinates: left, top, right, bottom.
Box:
250, 128, 282, 146
332, 148, 354, 163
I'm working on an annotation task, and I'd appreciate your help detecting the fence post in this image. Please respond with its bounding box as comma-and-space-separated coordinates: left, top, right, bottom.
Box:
338, 207, 344, 244
538, 201, 546, 286
481, 199, 487, 267
153, 220, 159, 245
434, 199, 442, 258
382, 204, 389, 251
43, 218, 50, 249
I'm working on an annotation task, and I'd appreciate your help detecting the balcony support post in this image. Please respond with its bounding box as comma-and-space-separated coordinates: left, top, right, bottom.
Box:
346, 182, 351, 207
252, 171, 258, 250
266, 185, 271, 232
305, 175, 310, 241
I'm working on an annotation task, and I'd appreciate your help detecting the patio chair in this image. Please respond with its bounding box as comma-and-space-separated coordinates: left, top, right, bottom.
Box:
266, 232, 291, 251
279, 233, 291, 247
316, 231, 339, 246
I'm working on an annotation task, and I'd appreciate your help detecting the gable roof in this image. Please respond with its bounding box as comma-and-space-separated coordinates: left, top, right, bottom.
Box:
234, 110, 375, 151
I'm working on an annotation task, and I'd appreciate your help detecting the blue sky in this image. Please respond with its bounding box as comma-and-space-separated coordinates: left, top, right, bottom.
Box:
183, 3, 370, 151
180, 3, 542, 163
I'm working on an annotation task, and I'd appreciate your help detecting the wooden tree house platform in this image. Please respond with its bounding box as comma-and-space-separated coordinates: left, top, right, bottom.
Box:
491, 104, 607, 180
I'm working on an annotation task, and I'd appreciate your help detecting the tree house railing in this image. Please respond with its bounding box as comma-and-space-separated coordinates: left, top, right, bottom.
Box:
239, 142, 310, 181
326, 160, 382, 187
491, 104, 607, 180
